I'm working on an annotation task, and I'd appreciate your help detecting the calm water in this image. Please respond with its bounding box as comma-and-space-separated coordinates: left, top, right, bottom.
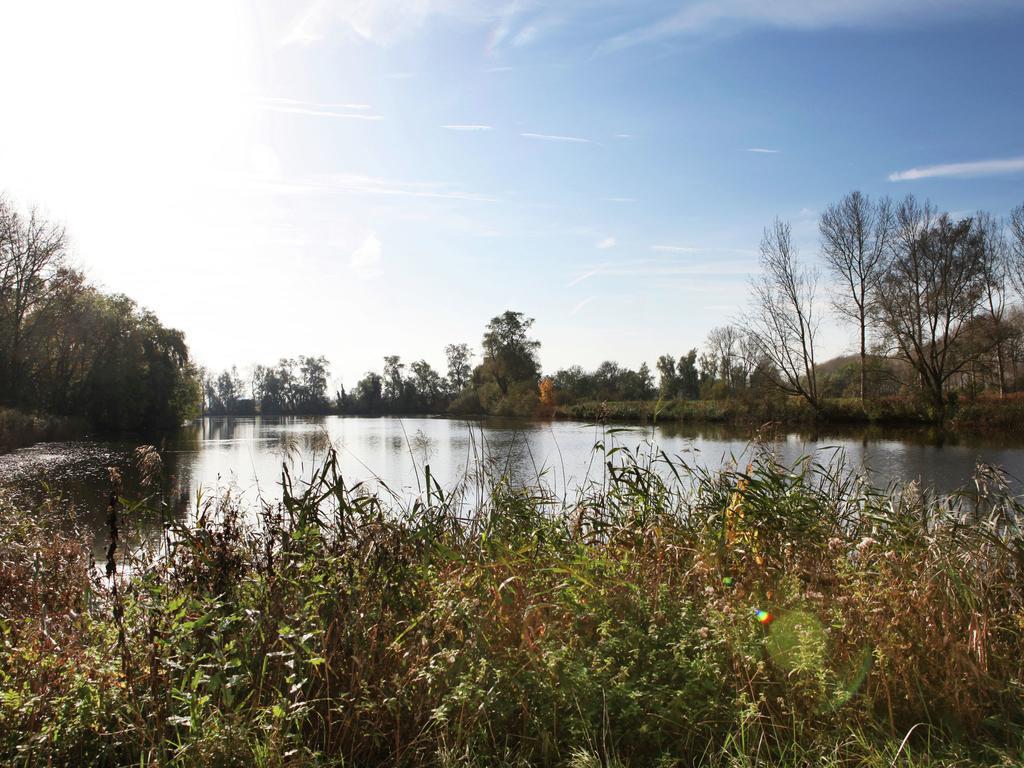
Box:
3, 416, 1024, 550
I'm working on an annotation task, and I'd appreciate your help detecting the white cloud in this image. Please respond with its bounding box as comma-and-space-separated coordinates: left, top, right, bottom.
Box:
351, 232, 382, 279
570, 296, 598, 315
258, 97, 371, 111
744, 147, 780, 154
282, 0, 511, 47
253, 172, 500, 203
441, 124, 494, 131
652, 244, 757, 255
511, 14, 564, 47
567, 269, 600, 288
651, 244, 700, 253
521, 132, 590, 143
569, 258, 754, 287
889, 155, 1024, 181
512, 25, 541, 46
603, 0, 1019, 51
258, 104, 384, 120
596, 237, 616, 249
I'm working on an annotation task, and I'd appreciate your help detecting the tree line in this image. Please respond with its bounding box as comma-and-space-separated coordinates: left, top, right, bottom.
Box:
742, 193, 1024, 414
203, 192, 1024, 422
11, 188, 1024, 430
0, 196, 202, 430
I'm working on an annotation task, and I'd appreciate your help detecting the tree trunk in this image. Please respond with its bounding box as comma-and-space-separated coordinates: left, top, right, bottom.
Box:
995, 341, 1006, 398
859, 321, 867, 404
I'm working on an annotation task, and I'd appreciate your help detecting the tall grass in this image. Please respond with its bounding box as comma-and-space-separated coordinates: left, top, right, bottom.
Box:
1, 436, 1022, 766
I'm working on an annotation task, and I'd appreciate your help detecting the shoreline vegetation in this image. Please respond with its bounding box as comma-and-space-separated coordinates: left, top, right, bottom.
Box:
0, 407, 82, 453
1, 442, 1021, 765
5, 191, 1024, 454
550, 393, 1024, 432
203, 192, 1024, 436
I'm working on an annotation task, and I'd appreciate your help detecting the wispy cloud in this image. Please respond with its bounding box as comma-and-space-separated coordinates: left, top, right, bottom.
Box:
568, 258, 754, 287
258, 96, 371, 111
521, 132, 591, 144
257, 97, 383, 121
567, 268, 601, 288
570, 296, 598, 315
602, 0, 1019, 52
652, 243, 758, 255
651, 244, 700, 253
889, 155, 1024, 181
744, 147, 780, 154
441, 124, 494, 131
255, 172, 499, 203
282, 0, 509, 47
280, 1, 328, 46
614, 133, 636, 139
596, 237, 616, 249
512, 15, 565, 48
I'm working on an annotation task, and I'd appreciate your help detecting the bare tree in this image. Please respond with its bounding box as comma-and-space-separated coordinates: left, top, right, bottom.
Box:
974, 212, 1010, 395
873, 196, 988, 413
704, 325, 743, 388
746, 219, 820, 410
1009, 202, 1024, 302
819, 191, 893, 402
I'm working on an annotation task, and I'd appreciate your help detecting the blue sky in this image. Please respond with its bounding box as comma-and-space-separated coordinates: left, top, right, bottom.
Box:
2, 0, 1023, 388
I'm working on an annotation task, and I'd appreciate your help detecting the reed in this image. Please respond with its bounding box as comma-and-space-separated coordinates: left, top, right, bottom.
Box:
1, 436, 1022, 766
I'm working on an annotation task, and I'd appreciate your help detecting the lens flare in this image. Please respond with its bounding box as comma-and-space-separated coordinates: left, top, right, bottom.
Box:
722, 576, 735, 587
753, 608, 773, 624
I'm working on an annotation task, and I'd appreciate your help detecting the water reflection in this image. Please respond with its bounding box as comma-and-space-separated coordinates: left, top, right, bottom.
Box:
2, 415, 1023, 553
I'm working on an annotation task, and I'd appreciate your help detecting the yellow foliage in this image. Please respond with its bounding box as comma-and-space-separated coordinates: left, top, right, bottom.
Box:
538, 376, 557, 407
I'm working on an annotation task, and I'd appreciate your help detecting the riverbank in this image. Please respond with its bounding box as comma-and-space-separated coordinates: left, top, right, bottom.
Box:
0, 407, 83, 453
554, 395, 1024, 431
1, 444, 1021, 766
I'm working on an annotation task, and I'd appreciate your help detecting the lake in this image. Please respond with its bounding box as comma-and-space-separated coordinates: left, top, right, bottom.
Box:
3, 415, 1024, 551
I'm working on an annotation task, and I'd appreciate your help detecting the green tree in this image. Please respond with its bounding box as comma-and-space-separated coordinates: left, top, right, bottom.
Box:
444, 343, 473, 394
353, 371, 383, 414
677, 349, 700, 399
480, 311, 541, 395
382, 355, 406, 408
656, 354, 678, 398
410, 360, 445, 411
297, 356, 330, 412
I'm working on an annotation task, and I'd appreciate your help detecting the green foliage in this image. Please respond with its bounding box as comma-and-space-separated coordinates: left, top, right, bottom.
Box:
249, 356, 331, 415
480, 311, 541, 396
0, 197, 201, 431
552, 362, 656, 404
1, 443, 1022, 766
67, 292, 202, 430
341, 311, 544, 418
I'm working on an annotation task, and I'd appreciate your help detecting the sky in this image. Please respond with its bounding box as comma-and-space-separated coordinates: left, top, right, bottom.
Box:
1, 0, 1023, 389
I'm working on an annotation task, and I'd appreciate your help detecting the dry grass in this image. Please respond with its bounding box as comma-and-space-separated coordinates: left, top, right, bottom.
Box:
1, 440, 1022, 766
